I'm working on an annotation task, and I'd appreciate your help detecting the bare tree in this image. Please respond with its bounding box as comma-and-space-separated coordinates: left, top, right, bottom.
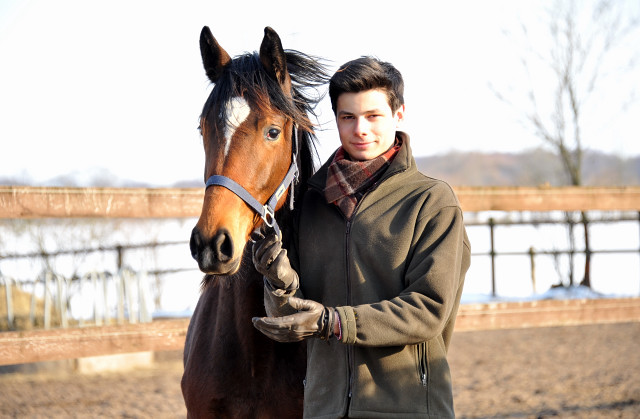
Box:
494, 0, 640, 288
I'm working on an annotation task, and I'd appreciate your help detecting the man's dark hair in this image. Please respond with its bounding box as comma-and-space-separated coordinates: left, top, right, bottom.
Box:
329, 57, 404, 115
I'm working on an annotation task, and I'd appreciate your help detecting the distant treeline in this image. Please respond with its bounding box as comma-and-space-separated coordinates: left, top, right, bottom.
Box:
2, 149, 639, 188
416, 148, 640, 187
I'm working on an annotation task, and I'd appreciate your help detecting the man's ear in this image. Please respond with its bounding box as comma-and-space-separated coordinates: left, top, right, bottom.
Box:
395, 104, 406, 126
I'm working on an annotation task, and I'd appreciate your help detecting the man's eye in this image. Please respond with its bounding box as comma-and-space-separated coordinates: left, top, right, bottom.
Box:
265, 127, 281, 141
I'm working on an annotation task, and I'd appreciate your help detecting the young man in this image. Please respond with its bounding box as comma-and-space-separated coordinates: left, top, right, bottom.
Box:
252, 57, 471, 418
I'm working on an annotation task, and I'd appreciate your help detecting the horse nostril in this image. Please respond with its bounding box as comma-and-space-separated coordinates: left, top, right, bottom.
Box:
190, 227, 235, 271
190, 228, 202, 260
214, 230, 234, 262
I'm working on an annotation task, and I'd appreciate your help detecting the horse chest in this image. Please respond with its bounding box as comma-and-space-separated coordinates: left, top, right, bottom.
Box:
182, 276, 305, 418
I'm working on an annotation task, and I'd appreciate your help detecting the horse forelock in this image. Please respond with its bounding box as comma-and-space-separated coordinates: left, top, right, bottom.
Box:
201, 50, 329, 146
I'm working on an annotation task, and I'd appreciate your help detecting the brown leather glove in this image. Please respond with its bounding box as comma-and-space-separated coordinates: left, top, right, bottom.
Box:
252, 297, 335, 342
252, 233, 299, 293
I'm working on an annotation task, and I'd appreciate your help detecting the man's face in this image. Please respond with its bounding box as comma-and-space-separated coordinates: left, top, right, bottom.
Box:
336, 89, 404, 161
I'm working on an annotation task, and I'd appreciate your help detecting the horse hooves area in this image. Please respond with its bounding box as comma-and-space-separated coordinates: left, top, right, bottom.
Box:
1, 322, 638, 418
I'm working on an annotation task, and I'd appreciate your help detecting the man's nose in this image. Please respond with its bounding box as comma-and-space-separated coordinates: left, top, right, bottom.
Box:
354, 117, 369, 137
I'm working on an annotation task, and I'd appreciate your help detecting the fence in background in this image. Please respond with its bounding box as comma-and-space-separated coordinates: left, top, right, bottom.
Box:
466, 211, 640, 296
3, 185, 640, 218
2, 211, 640, 329
0, 238, 191, 331
1, 185, 640, 365
1, 268, 154, 331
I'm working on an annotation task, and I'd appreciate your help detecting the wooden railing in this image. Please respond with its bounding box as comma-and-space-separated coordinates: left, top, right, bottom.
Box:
1, 186, 640, 365
3, 185, 640, 218
2, 297, 639, 366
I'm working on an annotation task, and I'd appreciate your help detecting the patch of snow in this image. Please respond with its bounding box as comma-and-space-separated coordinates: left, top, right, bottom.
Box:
460, 285, 630, 305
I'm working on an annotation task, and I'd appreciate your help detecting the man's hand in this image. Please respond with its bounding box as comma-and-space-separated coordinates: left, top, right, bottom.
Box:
252, 297, 334, 342
252, 233, 299, 292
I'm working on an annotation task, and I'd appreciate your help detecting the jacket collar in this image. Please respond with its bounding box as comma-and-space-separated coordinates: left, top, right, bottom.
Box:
309, 131, 414, 192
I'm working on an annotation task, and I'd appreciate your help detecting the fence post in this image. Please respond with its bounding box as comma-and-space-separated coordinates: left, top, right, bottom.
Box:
116, 245, 123, 271
101, 272, 109, 325
90, 272, 100, 326
116, 271, 125, 325
56, 274, 69, 328
124, 270, 137, 324
567, 213, 575, 286
138, 271, 151, 323
3, 276, 15, 330
78, 274, 85, 328
489, 217, 496, 296
29, 280, 36, 327
529, 246, 536, 294
44, 272, 51, 330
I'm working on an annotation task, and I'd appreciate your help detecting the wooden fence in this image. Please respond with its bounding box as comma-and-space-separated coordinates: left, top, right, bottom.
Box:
2, 297, 640, 366
1, 186, 640, 366
3, 185, 640, 218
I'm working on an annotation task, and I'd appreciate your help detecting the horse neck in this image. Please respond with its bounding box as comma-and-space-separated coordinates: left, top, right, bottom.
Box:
275, 129, 314, 251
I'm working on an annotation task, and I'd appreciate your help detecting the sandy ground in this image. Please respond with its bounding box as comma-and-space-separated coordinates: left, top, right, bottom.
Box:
0, 322, 638, 418
450, 322, 640, 419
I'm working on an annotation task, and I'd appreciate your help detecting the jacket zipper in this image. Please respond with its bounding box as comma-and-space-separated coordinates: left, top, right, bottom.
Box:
342, 184, 390, 402
418, 342, 428, 387
345, 219, 354, 400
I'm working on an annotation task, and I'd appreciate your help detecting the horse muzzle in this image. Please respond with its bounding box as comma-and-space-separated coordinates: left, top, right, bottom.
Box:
189, 227, 242, 275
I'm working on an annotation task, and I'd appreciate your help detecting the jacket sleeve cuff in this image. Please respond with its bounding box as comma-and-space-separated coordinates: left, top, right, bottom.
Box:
335, 306, 357, 344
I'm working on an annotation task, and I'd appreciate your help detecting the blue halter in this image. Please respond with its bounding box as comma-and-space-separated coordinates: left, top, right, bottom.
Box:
204, 128, 299, 238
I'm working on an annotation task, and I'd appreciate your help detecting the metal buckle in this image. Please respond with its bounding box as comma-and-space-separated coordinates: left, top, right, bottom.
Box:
262, 205, 275, 228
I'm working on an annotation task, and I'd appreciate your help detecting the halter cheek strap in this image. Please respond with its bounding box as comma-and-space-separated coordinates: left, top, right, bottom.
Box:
204, 127, 299, 238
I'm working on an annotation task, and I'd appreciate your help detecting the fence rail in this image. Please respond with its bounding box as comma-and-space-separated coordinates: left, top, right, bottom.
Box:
3, 186, 640, 218
1, 297, 639, 366
0, 318, 189, 366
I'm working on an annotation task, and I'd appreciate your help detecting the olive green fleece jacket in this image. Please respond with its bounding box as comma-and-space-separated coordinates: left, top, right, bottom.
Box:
266, 132, 470, 418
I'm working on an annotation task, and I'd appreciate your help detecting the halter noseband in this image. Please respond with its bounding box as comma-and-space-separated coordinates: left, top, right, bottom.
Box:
204, 128, 299, 238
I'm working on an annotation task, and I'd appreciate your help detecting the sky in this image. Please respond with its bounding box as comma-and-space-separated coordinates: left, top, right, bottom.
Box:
1, 0, 639, 187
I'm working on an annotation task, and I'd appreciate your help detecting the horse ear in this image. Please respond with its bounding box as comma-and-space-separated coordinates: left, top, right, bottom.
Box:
259, 27, 292, 94
200, 26, 231, 83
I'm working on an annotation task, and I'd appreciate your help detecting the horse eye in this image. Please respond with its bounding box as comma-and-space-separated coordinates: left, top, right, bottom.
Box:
265, 127, 281, 142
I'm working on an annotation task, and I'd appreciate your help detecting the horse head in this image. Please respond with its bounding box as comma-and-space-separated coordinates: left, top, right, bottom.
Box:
190, 27, 308, 275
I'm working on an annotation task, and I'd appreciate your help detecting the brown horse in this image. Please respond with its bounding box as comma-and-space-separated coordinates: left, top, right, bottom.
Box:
181, 26, 328, 418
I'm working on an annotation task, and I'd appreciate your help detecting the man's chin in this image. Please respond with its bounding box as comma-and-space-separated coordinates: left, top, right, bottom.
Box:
345, 145, 377, 160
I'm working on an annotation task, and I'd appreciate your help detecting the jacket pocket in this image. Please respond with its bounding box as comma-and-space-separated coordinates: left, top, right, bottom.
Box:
417, 342, 428, 387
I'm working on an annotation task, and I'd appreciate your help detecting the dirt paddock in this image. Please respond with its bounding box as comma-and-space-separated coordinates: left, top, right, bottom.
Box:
1, 322, 638, 418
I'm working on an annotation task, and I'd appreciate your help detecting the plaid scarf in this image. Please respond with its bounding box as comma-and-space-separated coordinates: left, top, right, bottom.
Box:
324, 138, 401, 219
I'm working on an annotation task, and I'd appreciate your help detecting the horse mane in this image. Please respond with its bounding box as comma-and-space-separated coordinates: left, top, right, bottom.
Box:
284, 50, 331, 187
